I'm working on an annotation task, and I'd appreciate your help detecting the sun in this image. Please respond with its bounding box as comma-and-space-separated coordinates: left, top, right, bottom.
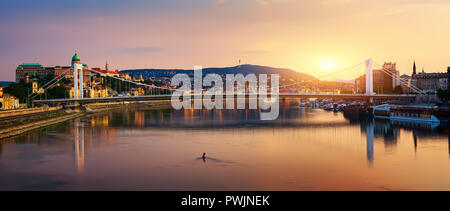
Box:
321, 60, 337, 69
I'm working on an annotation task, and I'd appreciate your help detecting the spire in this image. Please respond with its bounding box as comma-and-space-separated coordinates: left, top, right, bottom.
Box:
412, 60, 416, 75
422, 67, 425, 73
105, 59, 109, 71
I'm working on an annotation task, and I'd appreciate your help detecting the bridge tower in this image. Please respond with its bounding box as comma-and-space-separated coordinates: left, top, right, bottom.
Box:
365, 58, 373, 95
72, 53, 84, 99
73, 63, 84, 99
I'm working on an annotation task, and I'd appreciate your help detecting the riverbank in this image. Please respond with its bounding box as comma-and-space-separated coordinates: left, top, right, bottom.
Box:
0, 110, 84, 140
85, 100, 173, 112
0, 100, 174, 141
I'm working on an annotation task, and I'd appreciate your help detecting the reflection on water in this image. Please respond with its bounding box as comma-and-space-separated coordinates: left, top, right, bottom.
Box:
366, 120, 374, 167
0, 100, 450, 190
74, 121, 84, 173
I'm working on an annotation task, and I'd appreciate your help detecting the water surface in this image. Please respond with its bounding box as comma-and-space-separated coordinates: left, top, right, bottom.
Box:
1, 101, 449, 190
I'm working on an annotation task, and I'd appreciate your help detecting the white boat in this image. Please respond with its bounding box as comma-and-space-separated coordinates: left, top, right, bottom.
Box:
372, 104, 440, 124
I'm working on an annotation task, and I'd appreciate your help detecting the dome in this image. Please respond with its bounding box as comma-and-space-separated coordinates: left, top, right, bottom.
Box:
72, 53, 81, 62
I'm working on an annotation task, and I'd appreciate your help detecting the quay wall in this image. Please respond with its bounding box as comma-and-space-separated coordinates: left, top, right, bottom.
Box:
0, 106, 62, 118
0, 111, 84, 140
0, 101, 173, 141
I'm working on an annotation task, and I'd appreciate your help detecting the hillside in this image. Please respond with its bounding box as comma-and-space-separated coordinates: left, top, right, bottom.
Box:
0, 81, 14, 87
120, 64, 317, 81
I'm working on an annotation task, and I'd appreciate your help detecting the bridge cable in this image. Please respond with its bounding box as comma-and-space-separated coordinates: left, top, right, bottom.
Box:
279, 61, 365, 89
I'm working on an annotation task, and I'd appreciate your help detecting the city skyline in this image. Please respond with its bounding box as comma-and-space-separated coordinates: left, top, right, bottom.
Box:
2, 0, 450, 81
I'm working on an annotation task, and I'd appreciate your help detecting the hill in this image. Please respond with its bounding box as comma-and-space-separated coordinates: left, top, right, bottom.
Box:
0, 81, 14, 87
120, 64, 317, 81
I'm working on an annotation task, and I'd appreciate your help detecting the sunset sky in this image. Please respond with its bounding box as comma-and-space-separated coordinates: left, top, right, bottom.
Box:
1, 0, 450, 81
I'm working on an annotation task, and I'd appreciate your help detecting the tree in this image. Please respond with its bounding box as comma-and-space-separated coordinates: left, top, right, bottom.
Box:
46, 81, 69, 99
3, 82, 30, 103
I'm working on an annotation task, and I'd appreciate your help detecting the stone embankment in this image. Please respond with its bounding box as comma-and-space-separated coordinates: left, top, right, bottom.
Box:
0, 109, 84, 140
0, 100, 174, 140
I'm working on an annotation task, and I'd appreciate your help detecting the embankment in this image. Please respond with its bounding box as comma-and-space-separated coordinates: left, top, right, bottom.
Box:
0, 100, 174, 140
0, 110, 85, 140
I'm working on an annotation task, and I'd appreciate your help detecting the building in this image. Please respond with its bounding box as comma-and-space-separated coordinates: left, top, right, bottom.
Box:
383, 63, 400, 88
410, 61, 418, 90
89, 86, 109, 98
439, 77, 448, 90
448, 67, 450, 90
16, 53, 90, 84
413, 70, 448, 93
355, 75, 366, 94
410, 62, 449, 93
15, 64, 52, 83
0, 94, 19, 110
399, 74, 411, 94
91, 60, 119, 77
354, 62, 399, 94
373, 62, 399, 94
32, 76, 38, 94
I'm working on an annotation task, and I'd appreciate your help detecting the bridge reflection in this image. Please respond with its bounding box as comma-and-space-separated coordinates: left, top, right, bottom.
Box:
74, 120, 84, 172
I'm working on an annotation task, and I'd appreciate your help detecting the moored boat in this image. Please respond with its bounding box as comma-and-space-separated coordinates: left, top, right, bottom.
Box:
372, 104, 440, 124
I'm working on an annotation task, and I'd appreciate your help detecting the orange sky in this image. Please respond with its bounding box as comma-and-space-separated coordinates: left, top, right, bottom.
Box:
1, 0, 450, 81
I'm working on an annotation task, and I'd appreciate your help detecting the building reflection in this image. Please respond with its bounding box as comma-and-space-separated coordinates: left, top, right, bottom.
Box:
134, 111, 145, 127
91, 115, 109, 127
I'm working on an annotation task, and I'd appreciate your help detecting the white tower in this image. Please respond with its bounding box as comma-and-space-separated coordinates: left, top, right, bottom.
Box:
74, 65, 78, 98
365, 58, 373, 95
73, 63, 83, 99
79, 64, 84, 99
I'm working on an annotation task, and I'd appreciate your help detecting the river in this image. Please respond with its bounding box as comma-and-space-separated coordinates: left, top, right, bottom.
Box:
1, 101, 449, 190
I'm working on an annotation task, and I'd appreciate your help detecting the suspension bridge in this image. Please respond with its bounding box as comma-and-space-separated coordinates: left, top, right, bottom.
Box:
31, 58, 421, 107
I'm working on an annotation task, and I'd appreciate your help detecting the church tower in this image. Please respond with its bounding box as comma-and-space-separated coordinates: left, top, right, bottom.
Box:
105, 59, 109, 71
32, 72, 38, 94
412, 61, 417, 76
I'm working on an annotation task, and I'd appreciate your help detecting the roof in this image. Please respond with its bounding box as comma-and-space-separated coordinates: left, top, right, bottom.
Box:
72, 53, 81, 62
413, 72, 449, 79
400, 74, 411, 79
18, 63, 43, 67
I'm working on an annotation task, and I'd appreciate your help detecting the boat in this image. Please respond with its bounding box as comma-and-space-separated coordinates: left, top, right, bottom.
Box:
299, 102, 311, 108
372, 104, 440, 124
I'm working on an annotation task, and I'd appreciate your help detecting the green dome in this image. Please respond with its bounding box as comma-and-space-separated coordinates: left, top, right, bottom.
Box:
72, 53, 80, 62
